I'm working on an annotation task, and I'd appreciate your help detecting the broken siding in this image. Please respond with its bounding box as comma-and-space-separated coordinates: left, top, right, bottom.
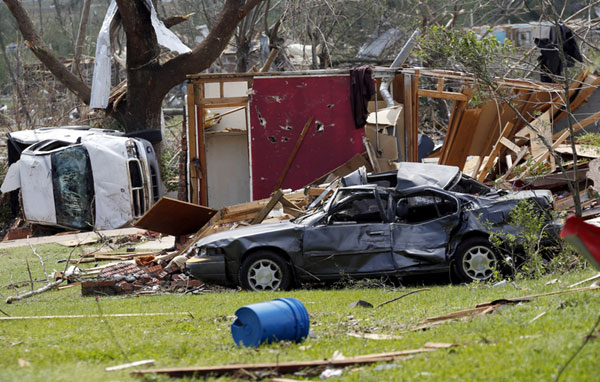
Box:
249, 76, 365, 199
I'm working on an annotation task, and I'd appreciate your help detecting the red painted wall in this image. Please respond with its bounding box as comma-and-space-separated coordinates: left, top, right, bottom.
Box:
249, 76, 366, 200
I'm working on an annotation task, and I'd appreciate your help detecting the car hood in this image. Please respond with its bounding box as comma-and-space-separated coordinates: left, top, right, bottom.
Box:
194, 220, 302, 248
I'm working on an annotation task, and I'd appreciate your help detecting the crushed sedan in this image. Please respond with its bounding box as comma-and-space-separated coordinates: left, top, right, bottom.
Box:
186, 170, 558, 291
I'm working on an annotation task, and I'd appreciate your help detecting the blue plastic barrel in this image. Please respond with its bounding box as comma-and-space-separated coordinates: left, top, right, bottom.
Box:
231, 297, 310, 347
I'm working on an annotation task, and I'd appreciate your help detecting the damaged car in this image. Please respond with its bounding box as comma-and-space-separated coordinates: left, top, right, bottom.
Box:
187, 164, 558, 291
1, 126, 162, 231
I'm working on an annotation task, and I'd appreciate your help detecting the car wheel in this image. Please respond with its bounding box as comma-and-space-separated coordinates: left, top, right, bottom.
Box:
454, 238, 498, 282
239, 251, 292, 291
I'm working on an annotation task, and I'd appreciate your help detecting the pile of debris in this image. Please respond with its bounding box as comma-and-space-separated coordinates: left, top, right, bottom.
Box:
80, 254, 204, 296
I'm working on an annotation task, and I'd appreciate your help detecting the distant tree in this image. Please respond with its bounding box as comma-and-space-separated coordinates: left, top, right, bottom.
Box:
2, 0, 266, 132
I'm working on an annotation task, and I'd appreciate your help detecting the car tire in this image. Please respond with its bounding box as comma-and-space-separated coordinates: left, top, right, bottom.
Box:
239, 251, 293, 291
454, 237, 498, 283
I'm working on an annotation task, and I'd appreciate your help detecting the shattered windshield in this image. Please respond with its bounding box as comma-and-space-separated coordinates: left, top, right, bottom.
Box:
51, 145, 95, 230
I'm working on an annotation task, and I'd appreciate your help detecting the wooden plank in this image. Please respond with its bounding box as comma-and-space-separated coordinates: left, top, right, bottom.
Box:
410, 70, 419, 162
130, 347, 442, 378
187, 83, 199, 204
273, 117, 314, 192
251, 190, 285, 224
499, 137, 521, 154
402, 73, 413, 162
197, 96, 249, 105
197, 102, 208, 206
363, 136, 381, 172
417, 89, 468, 101
440, 105, 478, 169
477, 122, 516, 181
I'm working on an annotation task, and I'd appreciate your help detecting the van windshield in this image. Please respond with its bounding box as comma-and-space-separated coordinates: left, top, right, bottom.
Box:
51, 146, 95, 230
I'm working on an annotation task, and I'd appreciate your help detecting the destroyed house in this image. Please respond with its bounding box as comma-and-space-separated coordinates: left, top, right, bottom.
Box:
184, 68, 600, 208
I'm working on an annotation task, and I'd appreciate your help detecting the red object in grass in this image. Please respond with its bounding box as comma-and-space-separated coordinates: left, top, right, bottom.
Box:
560, 215, 600, 270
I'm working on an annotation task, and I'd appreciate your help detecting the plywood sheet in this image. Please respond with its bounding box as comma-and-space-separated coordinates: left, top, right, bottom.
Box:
249, 76, 365, 200
134, 197, 217, 236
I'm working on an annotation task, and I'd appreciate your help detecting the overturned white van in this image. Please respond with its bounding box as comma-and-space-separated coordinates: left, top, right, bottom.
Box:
1, 126, 162, 231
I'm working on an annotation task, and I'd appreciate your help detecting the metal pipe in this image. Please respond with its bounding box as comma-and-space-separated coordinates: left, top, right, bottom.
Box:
379, 29, 420, 107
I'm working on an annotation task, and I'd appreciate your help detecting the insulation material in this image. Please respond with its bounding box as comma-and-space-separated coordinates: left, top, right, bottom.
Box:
249, 76, 365, 200
90, 0, 118, 109
144, 0, 191, 55
82, 135, 133, 229
90, 0, 190, 109
18, 155, 57, 226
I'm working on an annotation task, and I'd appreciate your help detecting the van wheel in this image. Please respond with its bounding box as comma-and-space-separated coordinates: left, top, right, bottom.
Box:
239, 251, 292, 291
454, 238, 498, 282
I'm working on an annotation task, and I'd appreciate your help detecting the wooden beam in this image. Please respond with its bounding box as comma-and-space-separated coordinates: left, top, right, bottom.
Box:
499, 137, 521, 154
187, 83, 199, 204
417, 89, 468, 101
197, 96, 249, 105
477, 122, 516, 182
273, 117, 314, 191
251, 190, 285, 225
131, 347, 444, 378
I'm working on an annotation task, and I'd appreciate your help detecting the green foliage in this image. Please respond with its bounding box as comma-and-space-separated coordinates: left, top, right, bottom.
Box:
577, 132, 600, 147
487, 200, 558, 280
417, 26, 514, 85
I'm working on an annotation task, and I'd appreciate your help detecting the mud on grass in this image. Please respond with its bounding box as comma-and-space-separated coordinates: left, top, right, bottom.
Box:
1, 243, 600, 381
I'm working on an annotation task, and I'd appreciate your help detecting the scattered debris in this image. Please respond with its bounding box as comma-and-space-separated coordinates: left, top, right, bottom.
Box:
106, 359, 155, 372
411, 285, 600, 331
347, 332, 402, 340
130, 344, 453, 378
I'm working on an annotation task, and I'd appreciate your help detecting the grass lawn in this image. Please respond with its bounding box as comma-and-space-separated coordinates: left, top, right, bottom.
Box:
1, 243, 600, 381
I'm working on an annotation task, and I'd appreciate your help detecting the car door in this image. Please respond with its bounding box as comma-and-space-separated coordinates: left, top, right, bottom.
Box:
302, 190, 394, 277
391, 188, 461, 269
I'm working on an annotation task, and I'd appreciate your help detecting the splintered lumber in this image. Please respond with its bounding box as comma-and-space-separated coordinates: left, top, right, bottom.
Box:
417, 88, 468, 101
130, 346, 447, 378
310, 153, 371, 185
413, 285, 600, 330
477, 122, 517, 181
106, 360, 155, 372
273, 117, 314, 192
251, 190, 284, 224
280, 196, 304, 218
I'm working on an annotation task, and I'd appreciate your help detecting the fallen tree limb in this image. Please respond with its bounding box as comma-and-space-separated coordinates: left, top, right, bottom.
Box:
5, 279, 65, 304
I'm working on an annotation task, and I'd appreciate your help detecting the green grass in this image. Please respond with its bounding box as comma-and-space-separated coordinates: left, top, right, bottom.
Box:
1, 244, 600, 381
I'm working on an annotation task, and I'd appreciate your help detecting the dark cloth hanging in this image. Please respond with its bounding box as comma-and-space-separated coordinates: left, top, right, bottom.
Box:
349, 65, 376, 129
535, 24, 582, 83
